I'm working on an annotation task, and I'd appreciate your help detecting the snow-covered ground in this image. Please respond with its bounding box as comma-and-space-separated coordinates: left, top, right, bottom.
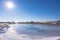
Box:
0, 25, 60, 40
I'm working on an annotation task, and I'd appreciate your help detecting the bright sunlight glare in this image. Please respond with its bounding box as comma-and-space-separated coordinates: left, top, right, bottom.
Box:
5, 1, 14, 9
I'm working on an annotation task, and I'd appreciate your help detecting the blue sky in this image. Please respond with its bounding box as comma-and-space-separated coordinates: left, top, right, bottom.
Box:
0, 0, 60, 22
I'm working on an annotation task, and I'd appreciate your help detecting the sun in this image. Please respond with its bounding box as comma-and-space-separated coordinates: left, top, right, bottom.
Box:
5, 1, 14, 9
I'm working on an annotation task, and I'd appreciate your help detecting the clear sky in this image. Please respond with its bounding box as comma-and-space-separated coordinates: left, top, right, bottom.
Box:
0, 0, 60, 22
